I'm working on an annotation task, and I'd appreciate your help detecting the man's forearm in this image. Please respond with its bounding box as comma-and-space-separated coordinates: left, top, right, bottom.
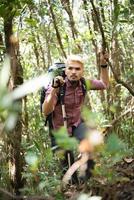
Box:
42, 88, 58, 116
100, 67, 109, 88
99, 52, 109, 88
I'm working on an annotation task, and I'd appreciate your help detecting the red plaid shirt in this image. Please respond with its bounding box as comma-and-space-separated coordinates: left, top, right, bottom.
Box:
45, 77, 106, 134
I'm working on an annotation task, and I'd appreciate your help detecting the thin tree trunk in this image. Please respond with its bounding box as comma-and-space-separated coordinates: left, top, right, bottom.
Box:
43, 26, 52, 67
37, 34, 47, 69
48, 0, 67, 58
60, 0, 77, 39
23, 96, 29, 141
60, 0, 82, 52
32, 34, 40, 67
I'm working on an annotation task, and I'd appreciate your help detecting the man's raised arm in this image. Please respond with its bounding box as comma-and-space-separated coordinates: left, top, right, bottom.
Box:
88, 52, 109, 90
100, 52, 109, 88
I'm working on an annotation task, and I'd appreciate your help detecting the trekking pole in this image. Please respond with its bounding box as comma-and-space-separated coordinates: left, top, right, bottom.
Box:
59, 85, 73, 184
59, 85, 67, 127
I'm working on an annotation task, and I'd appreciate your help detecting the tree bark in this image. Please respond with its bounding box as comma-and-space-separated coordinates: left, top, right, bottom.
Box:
4, 15, 24, 195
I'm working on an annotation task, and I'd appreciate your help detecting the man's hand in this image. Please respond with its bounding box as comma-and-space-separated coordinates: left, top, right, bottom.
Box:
100, 51, 109, 66
52, 76, 65, 88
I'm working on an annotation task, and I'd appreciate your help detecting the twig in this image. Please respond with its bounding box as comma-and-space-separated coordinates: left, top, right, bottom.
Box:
103, 105, 134, 135
90, 0, 107, 50
108, 61, 134, 96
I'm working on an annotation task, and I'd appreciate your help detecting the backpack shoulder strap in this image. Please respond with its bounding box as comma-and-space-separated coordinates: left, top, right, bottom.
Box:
40, 87, 53, 128
40, 87, 46, 113
80, 77, 87, 96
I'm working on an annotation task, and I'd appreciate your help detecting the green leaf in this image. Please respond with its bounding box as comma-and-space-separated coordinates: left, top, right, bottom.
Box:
85, 79, 91, 90
25, 18, 38, 27
5, 112, 18, 131
54, 127, 78, 150
119, 20, 128, 23
81, 106, 98, 127
105, 133, 126, 154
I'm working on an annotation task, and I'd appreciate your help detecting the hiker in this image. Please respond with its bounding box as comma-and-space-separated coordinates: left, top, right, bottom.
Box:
42, 52, 109, 183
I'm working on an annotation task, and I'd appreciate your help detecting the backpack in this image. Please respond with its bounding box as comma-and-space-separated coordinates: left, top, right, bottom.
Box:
40, 62, 66, 113
40, 62, 87, 144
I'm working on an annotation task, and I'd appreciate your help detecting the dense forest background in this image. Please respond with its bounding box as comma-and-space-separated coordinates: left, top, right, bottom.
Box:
0, 0, 134, 199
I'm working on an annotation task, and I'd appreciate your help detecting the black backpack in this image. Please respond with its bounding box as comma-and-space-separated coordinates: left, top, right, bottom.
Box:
40, 62, 66, 113
40, 62, 87, 143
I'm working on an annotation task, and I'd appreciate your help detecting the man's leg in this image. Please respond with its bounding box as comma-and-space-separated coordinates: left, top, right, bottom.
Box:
50, 132, 79, 184
73, 122, 95, 180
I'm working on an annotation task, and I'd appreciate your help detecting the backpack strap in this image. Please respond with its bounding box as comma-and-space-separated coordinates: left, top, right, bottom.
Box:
57, 78, 87, 104
80, 77, 87, 96
40, 87, 46, 113
40, 87, 53, 129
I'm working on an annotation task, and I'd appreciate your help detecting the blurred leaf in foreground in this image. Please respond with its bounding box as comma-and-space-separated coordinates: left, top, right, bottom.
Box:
81, 106, 99, 128
54, 127, 78, 150
105, 133, 126, 154
0, 56, 10, 88
25, 151, 39, 172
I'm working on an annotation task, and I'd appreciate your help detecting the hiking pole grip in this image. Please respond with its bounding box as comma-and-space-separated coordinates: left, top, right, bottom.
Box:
59, 85, 67, 128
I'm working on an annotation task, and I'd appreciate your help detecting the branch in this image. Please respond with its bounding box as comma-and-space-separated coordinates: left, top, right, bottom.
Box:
90, 0, 107, 50
103, 105, 134, 135
108, 61, 134, 96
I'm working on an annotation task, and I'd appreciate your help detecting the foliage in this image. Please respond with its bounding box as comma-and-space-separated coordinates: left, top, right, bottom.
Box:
0, 57, 19, 131
0, 0, 134, 198
54, 126, 78, 150
93, 133, 132, 183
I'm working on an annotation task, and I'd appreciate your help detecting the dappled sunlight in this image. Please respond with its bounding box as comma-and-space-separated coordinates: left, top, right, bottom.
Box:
9, 73, 52, 100
0, 0, 133, 199
77, 194, 102, 200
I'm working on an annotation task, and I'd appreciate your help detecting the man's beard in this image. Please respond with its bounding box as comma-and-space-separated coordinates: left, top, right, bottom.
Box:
69, 80, 79, 86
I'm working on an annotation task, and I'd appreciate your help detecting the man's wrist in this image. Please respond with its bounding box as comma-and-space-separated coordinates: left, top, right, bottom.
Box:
50, 87, 59, 94
52, 85, 59, 88
100, 64, 107, 68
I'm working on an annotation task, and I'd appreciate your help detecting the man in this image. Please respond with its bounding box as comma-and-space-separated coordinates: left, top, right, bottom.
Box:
42, 52, 109, 182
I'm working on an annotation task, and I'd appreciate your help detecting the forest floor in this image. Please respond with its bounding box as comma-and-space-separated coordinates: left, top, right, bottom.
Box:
63, 159, 134, 200
0, 159, 134, 200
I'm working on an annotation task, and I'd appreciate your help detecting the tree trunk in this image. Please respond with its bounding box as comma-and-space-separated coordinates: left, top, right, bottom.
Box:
4, 15, 24, 195
60, 0, 82, 52
48, 0, 67, 58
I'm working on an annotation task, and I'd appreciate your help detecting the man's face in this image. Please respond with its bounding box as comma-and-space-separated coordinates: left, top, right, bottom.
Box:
65, 61, 84, 81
